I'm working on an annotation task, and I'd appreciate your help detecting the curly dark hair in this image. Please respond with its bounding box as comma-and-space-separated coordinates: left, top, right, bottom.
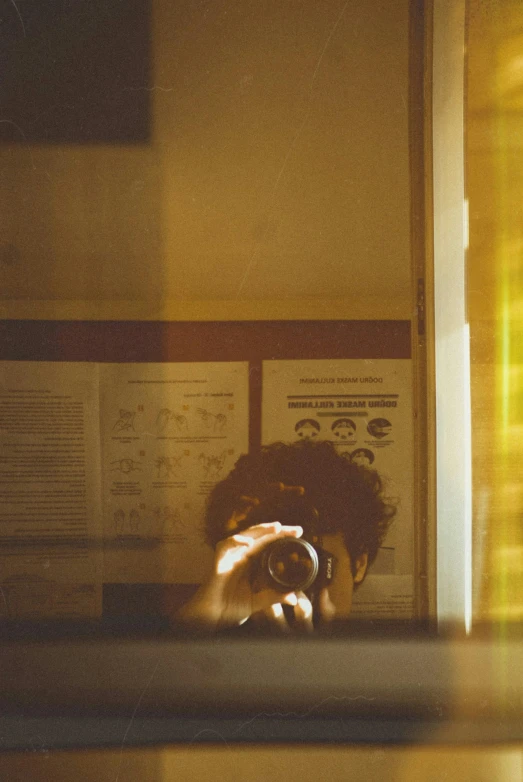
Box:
205, 440, 396, 572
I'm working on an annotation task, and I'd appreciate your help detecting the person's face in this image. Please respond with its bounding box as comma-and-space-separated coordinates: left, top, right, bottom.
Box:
316, 532, 367, 621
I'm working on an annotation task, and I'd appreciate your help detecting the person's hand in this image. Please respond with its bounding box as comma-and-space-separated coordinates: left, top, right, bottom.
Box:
262, 586, 337, 633
262, 590, 314, 633
177, 520, 304, 629
177, 483, 312, 630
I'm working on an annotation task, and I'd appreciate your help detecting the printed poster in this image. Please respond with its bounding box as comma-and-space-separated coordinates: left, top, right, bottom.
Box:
0, 362, 103, 619
262, 358, 415, 618
99, 362, 249, 583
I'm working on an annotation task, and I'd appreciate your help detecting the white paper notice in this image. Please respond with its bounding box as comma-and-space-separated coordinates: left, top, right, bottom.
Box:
0, 362, 103, 619
262, 358, 414, 618
100, 362, 249, 583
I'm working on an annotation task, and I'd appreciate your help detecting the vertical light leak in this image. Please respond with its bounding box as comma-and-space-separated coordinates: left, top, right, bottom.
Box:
487, 8, 523, 632
463, 194, 471, 633
500, 265, 511, 447
468, 0, 523, 659
463, 323, 473, 634
494, 172, 512, 715
464, 192, 472, 632
463, 198, 469, 253
494, 76, 512, 625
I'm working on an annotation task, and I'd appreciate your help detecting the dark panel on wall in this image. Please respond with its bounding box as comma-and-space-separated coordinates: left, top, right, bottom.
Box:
0, 0, 151, 143
0, 320, 411, 362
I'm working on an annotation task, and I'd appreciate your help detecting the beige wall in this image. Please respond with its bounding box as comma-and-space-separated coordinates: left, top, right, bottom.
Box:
1, 0, 413, 321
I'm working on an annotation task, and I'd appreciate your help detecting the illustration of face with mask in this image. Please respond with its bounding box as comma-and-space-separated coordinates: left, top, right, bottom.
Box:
294, 419, 321, 439
331, 418, 356, 441
367, 418, 392, 439
350, 448, 375, 467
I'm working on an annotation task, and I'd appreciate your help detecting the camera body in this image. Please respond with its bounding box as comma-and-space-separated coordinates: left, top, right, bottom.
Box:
248, 493, 336, 594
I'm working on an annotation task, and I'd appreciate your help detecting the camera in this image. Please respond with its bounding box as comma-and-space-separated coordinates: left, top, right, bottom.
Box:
248, 493, 336, 594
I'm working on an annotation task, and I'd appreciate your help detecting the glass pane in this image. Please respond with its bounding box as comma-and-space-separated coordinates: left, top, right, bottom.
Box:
0, 0, 424, 628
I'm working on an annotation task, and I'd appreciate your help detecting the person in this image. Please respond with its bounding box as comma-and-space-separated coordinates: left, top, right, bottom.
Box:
177, 440, 395, 633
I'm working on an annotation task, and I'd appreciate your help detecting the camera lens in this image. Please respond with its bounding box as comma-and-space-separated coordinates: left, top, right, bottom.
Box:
263, 538, 319, 592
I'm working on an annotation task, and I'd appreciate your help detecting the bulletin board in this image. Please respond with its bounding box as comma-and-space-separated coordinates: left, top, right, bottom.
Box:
0, 319, 416, 621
